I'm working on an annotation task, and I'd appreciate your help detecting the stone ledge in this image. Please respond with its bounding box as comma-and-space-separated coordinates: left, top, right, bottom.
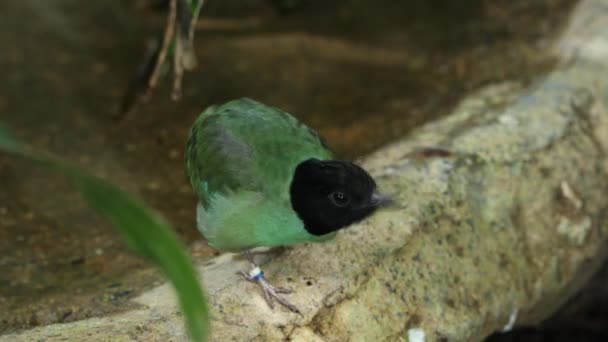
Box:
3, 0, 608, 341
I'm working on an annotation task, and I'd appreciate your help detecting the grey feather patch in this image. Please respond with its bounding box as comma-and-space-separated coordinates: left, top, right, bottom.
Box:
214, 125, 254, 181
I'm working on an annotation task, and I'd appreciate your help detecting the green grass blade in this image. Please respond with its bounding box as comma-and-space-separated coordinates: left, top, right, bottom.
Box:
0, 125, 208, 342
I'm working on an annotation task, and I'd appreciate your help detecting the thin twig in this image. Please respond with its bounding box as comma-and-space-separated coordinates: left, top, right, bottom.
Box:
117, 38, 160, 118
189, 0, 204, 42
147, 0, 177, 92
182, 0, 204, 70
173, 0, 204, 99
172, 25, 184, 100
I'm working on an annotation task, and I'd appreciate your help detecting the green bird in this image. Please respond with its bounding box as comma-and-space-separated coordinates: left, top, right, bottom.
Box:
185, 98, 389, 312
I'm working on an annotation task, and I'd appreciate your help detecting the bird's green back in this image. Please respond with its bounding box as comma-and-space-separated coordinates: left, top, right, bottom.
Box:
185, 98, 332, 206
184, 98, 334, 251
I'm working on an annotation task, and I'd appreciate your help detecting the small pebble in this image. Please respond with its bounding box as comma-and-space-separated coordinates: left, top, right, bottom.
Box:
168, 149, 180, 160
146, 181, 161, 190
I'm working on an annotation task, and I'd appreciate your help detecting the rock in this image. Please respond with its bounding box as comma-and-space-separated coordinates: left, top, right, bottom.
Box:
3, 0, 608, 341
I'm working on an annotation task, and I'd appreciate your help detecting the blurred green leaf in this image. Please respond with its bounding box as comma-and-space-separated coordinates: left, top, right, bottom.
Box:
0, 125, 208, 342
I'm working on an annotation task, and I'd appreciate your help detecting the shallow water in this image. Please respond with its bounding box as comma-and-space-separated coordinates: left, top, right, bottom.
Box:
0, 0, 578, 333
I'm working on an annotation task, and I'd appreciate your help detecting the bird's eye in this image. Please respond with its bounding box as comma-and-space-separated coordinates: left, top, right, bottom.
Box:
329, 191, 350, 207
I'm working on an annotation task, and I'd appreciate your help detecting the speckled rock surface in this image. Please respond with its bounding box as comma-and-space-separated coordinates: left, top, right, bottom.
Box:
3, 0, 608, 341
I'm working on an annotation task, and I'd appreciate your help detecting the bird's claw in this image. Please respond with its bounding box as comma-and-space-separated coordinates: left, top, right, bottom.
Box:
239, 269, 301, 315
274, 287, 292, 294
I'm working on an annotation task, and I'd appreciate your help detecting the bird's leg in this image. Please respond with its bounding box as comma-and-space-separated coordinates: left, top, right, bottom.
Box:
239, 250, 301, 314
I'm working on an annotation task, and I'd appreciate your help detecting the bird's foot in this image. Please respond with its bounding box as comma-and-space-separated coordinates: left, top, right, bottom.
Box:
239, 267, 301, 315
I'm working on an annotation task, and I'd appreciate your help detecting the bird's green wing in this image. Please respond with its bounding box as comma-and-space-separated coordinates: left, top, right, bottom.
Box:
185, 105, 255, 206
185, 98, 332, 206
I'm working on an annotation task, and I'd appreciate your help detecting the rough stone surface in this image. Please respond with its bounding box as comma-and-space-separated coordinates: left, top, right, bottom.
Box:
3, 0, 608, 341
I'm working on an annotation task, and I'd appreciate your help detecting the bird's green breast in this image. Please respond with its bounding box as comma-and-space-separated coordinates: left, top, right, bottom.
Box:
198, 191, 335, 251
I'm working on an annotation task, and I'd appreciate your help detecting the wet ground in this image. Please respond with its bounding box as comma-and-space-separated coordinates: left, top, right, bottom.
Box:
0, 0, 580, 335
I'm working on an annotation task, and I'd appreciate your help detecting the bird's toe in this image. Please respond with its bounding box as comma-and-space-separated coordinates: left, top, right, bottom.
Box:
274, 287, 292, 294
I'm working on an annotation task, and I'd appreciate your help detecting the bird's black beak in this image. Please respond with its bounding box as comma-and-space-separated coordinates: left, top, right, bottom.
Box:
370, 191, 393, 208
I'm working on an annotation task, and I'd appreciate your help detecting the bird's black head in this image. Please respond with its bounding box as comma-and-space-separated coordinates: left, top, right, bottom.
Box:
289, 158, 389, 236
